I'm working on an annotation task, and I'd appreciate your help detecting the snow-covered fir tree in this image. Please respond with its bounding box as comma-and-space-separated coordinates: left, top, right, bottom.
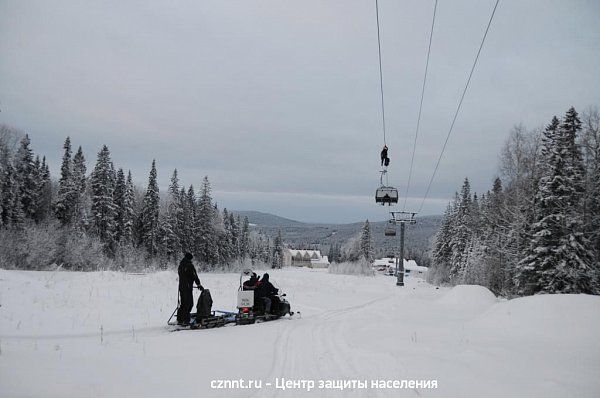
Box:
0, 161, 23, 226
517, 114, 598, 294
240, 216, 250, 259
180, 185, 195, 253
157, 212, 178, 261
272, 229, 284, 269
138, 160, 160, 255
431, 202, 455, 283
231, 213, 241, 259
34, 156, 52, 223
14, 135, 37, 220
196, 177, 218, 265
449, 178, 473, 281
72, 146, 87, 227
166, 169, 183, 255
54, 137, 74, 225
113, 168, 126, 242
220, 208, 235, 263
360, 219, 374, 262
90, 145, 117, 250
120, 171, 135, 246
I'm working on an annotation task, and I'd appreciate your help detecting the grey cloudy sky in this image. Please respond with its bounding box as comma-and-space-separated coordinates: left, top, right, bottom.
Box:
1, 0, 599, 223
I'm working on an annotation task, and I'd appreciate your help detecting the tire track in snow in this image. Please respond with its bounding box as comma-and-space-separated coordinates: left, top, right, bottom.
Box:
254, 294, 394, 398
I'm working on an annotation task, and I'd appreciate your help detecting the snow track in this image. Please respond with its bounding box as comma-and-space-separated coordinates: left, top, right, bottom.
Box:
258, 295, 394, 398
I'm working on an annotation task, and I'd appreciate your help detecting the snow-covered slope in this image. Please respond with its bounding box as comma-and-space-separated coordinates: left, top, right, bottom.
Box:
1, 268, 598, 398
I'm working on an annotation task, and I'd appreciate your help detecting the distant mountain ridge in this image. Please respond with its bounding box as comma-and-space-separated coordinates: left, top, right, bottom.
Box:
233, 210, 305, 227
233, 210, 442, 253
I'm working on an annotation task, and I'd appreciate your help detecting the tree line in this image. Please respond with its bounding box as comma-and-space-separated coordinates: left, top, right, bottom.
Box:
0, 126, 284, 271
429, 106, 600, 296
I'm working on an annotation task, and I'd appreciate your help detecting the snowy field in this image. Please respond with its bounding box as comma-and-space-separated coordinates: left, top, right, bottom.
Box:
1, 267, 599, 398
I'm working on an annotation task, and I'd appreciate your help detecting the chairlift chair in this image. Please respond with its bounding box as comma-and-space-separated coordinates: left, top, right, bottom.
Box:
375, 186, 399, 205
384, 220, 396, 236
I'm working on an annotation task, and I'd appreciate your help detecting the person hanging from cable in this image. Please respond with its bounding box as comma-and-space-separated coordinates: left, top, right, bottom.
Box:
380, 145, 390, 168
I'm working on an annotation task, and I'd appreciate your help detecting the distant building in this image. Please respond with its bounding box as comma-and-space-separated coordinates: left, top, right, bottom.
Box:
284, 249, 330, 268
373, 258, 427, 278
403, 260, 427, 278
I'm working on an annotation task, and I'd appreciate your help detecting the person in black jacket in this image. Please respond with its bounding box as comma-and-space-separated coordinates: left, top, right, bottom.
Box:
256, 273, 279, 314
243, 272, 259, 291
380, 145, 389, 167
177, 252, 202, 325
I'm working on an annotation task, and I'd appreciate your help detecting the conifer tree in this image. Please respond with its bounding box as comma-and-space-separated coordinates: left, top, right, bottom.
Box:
449, 178, 473, 281
158, 213, 178, 261
54, 137, 74, 224
180, 186, 194, 253
14, 135, 37, 220
240, 216, 250, 259
360, 219, 374, 262
231, 213, 241, 259
272, 229, 284, 269
121, 171, 135, 245
113, 168, 126, 242
562, 107, 586, 204
90, 145, 116, 250
517, 114, 598, 294
431, 202, 455, 282
0, 162, 23, 225
196, 176, 218, 264
34, 156, 53, 222
138, 160, 160, 255
166, 169, 183, 255
72, 146, 87, 227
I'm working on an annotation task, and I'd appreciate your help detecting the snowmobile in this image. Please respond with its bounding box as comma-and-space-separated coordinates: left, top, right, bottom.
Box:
236, 269, 294, 325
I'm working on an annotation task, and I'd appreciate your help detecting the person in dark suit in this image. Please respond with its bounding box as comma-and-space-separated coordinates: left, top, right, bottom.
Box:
177, 252, 202, 325
381, 145, 389, 167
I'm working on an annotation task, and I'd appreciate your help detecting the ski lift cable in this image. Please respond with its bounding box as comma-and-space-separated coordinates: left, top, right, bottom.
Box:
375, 0, 387, 146
417, 0, 500, 214
402, 0, 438, 211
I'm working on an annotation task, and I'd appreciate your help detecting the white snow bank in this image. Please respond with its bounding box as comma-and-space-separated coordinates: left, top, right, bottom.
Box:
471, 293, 600, 340
328, 259, 374, 276
437, 284, 498, 312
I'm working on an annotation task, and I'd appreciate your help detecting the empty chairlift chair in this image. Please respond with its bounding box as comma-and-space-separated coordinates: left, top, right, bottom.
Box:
375, 186, 399, 205
384, 220, 396, 236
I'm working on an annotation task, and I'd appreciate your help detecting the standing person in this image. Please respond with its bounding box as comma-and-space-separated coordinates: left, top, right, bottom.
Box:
177, 252, 202, 325
380, 145, 389, 167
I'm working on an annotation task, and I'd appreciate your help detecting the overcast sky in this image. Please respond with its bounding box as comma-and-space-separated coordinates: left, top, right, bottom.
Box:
1, 0, 599, 223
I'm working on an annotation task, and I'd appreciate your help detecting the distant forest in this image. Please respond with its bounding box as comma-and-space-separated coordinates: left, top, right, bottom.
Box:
0, 126, 284, 271
429, 106, 600, 296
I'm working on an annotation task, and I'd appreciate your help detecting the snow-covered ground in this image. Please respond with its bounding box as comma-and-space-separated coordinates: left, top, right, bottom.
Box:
1, 267, 599, 398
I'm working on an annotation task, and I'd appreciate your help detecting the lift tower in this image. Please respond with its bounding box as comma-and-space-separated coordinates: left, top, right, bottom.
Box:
389, 211, 417, 286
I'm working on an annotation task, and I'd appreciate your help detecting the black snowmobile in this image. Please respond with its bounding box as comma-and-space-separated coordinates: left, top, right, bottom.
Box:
236, 269, 294, 325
